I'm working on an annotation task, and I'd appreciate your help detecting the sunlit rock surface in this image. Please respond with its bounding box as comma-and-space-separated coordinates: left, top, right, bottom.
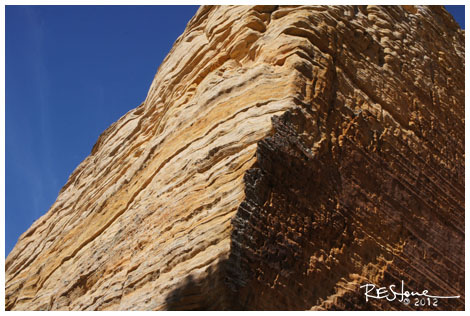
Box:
6, 5, 464, 311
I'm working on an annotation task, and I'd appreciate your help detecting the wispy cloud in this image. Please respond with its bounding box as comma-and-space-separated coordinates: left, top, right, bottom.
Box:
25, 6, 59, 216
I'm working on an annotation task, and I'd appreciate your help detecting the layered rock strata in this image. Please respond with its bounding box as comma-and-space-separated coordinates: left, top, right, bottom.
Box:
6, 5, 464, 311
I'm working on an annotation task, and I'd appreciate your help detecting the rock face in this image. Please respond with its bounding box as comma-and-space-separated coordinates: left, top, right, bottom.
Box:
5, 5, 464, 311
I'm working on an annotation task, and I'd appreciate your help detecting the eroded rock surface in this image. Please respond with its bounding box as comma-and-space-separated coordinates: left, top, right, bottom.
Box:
6, 5, 464, 311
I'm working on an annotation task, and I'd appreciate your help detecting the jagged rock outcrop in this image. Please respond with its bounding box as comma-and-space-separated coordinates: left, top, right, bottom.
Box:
6, 5, 464, 311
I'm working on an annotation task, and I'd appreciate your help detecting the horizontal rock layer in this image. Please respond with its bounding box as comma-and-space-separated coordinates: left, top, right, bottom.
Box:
6, 5, 464, 311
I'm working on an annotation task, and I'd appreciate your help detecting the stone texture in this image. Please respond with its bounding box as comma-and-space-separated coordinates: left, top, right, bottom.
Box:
5, 5, 464, 311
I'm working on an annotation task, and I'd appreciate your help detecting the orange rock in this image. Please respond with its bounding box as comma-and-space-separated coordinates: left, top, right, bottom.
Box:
6, 5, 464, 310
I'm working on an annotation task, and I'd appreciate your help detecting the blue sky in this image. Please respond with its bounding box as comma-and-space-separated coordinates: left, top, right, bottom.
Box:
445, 5, 465, 29
4, 5, 465, 256
5, 5, 199, 255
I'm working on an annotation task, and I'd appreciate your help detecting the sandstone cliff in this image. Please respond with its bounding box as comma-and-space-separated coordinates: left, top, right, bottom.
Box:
5, 5, 464, 311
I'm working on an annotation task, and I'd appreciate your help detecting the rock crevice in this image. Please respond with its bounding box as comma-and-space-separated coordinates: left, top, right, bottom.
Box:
6, 5, 464, 311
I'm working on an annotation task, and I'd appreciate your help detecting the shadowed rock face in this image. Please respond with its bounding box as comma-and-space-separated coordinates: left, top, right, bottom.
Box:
6, 5, 464, 311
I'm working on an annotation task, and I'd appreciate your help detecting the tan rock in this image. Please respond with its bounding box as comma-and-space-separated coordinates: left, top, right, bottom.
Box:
6, 5, 464, 310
